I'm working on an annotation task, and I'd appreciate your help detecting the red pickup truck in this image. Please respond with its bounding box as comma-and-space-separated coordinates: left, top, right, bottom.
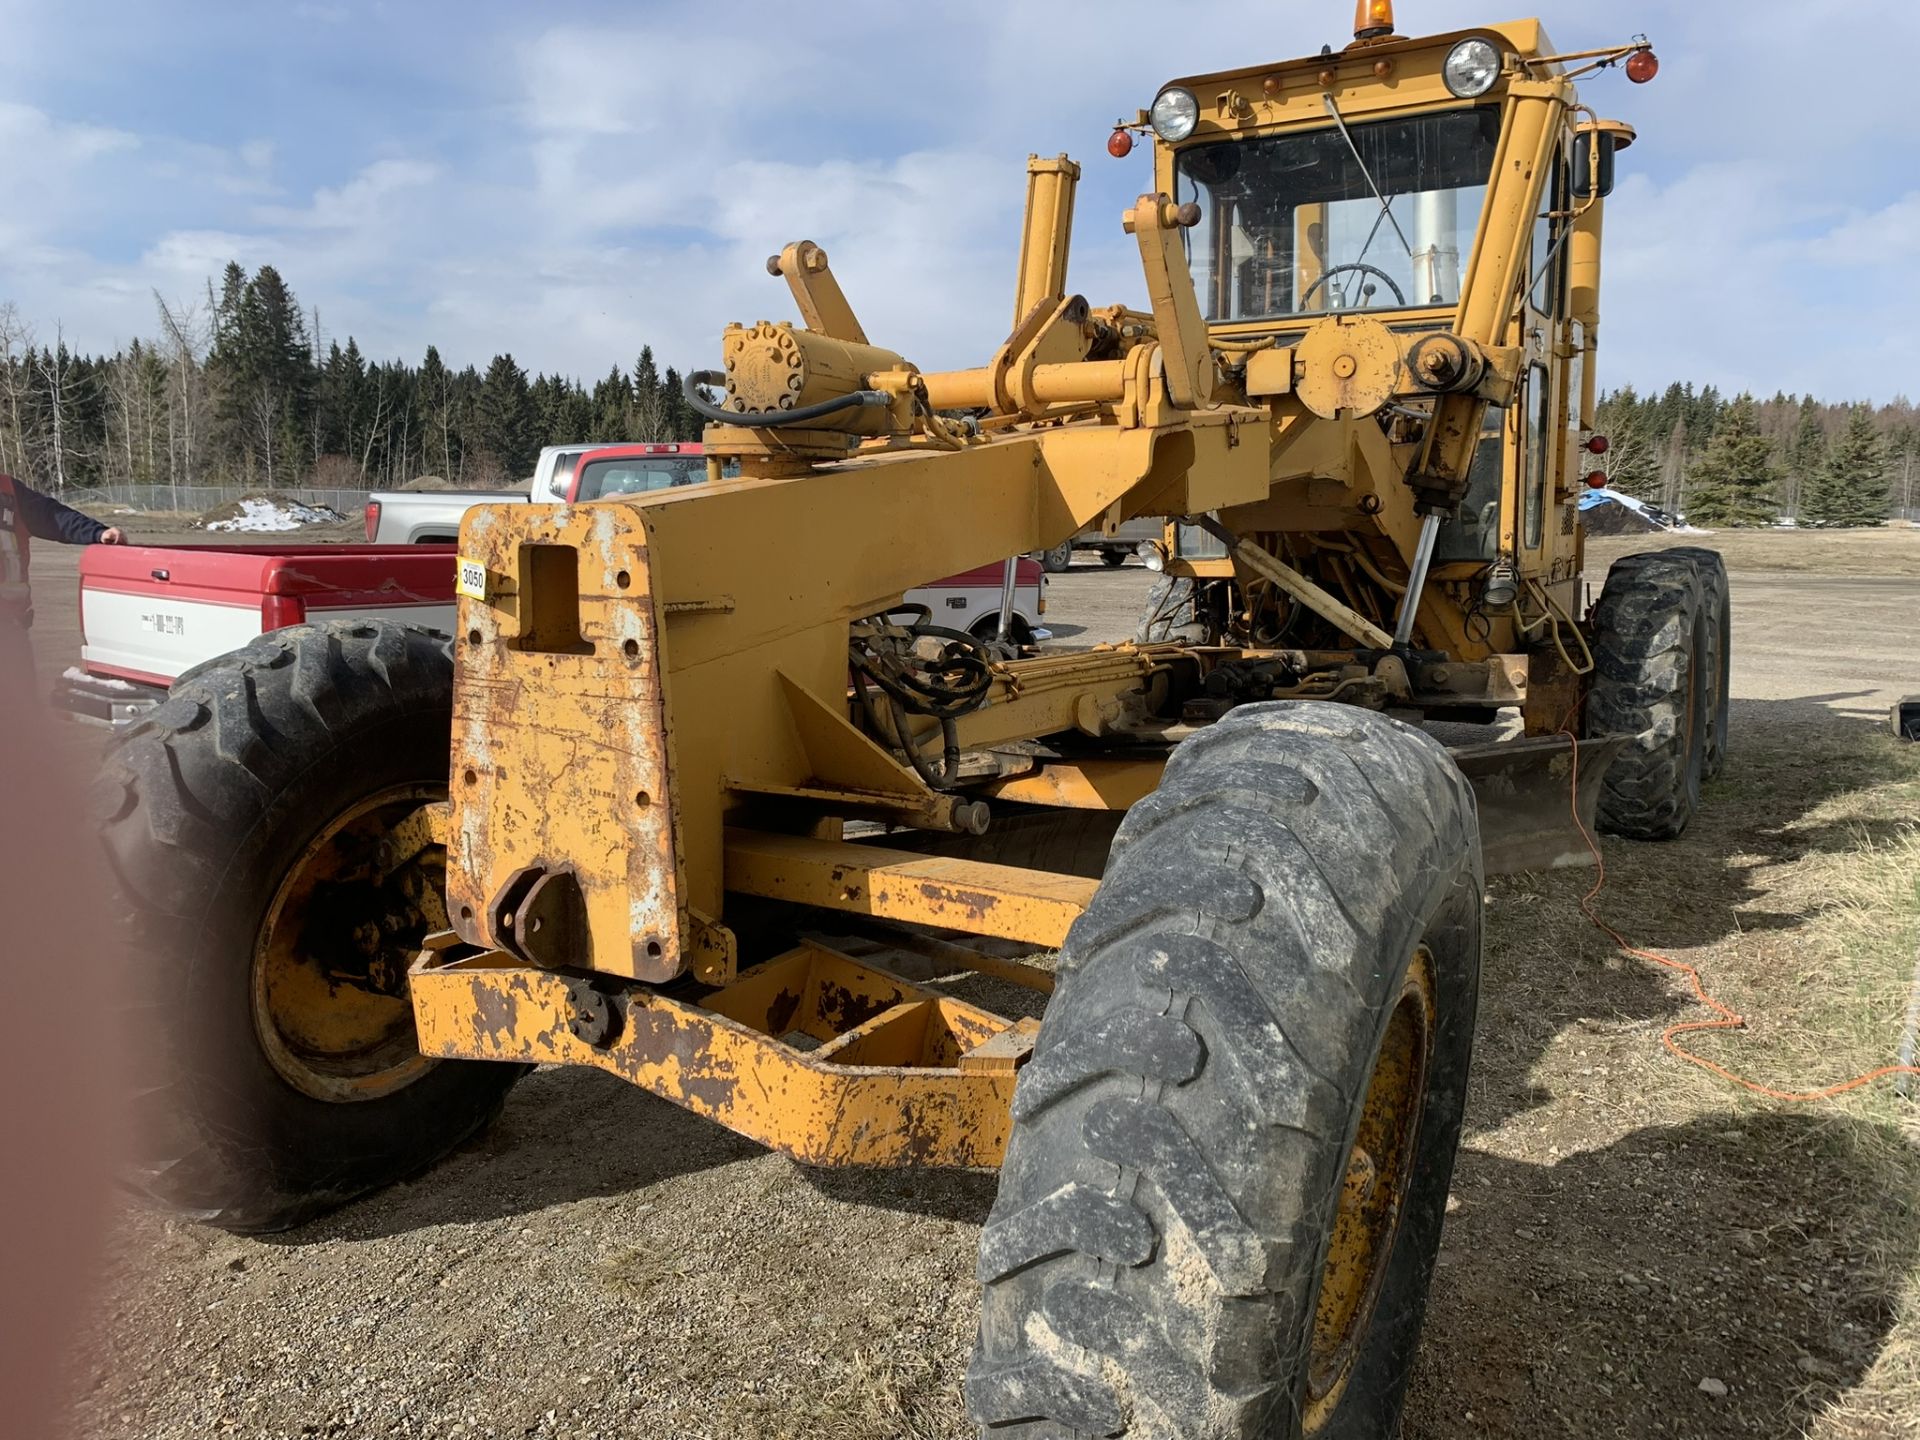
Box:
54, 544, 456, 723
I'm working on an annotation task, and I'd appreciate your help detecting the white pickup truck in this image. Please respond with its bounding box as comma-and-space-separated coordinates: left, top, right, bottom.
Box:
364, 440, 648, 544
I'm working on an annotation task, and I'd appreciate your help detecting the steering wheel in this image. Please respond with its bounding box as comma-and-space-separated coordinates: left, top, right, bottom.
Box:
1300, 263, 1407, 310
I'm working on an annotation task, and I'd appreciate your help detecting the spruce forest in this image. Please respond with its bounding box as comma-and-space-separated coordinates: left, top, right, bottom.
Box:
1593, 384, 1915, 527
0, 263, 704, 496
1, 261, 1915, 525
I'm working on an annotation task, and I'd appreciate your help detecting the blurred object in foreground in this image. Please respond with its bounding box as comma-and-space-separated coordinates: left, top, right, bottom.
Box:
0, 666, 123, 1436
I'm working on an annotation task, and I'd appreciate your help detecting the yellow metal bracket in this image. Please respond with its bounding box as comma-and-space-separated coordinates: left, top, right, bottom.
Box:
410, 938, 1036, 1167
723, 829, 1095, 949
768, 240, 868, 344
1125, 193, 1216, 409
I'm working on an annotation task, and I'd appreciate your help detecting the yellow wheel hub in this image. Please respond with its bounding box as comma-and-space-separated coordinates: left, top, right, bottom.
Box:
1303, 945, 1437, 1432
251, 785, 446, 1103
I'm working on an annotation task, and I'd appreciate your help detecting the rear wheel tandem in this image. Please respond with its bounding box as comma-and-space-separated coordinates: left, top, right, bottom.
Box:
967, 702, 1483, 1439
1585, 552, 1716, 839
98, 620, 525, 1233
1658, 547, 1731, 779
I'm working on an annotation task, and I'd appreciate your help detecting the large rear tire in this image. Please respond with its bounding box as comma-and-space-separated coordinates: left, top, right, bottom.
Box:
1585, 553, 1712, 839
97, 621, 526, 1233
967, 702, 1482, 1439
1657, 546, 1731, 778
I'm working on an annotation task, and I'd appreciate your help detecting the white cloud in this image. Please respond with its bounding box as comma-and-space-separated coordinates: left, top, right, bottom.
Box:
2, 0, 1917, 406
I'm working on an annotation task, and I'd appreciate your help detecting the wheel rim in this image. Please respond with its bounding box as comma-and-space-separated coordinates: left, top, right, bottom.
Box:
1303, 945, 1436, 1432
250, 784, 446, 1103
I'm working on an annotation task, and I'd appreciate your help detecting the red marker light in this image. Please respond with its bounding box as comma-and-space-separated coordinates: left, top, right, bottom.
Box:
1626, 49, 1659, 83
1587, 473, 1608, 489
1107, 128, 1134, 159
1584, 434, 1610, 455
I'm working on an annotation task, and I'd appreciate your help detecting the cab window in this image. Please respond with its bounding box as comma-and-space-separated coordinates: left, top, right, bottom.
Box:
574, 457, 705, 501
1175, 106, 1501, 321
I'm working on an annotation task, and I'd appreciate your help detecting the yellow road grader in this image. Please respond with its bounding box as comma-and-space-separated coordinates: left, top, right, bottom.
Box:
104, 7, 1726, 1436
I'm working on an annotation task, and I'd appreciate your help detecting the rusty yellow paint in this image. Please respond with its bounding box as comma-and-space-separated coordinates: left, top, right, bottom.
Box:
980, 757, 1166, 812
410, 10, 1645, 1183
448, 501, 682, 981
409, 939, 1034, 1167
1305, 946, 1436, 1432
253, 786, 445, 1104
723, 830, 1095, 949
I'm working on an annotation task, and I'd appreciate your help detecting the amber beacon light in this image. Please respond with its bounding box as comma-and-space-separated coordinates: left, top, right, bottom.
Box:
1354, 0, 1395, 39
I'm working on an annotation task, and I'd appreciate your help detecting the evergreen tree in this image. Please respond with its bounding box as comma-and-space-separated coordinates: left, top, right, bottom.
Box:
207, 263, 312, 484
630, 345, 669, 438
417, 345, 455, 479
1684, 393, 1778, 527
1783, 396, 1825, 522
661, 366, 699, 441
590, 365, 629, 439
1801, 405, 1889, 527
472, 353, 539, 478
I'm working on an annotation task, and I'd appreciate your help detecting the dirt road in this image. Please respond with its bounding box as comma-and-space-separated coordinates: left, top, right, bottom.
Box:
44, 530, 1920, 1439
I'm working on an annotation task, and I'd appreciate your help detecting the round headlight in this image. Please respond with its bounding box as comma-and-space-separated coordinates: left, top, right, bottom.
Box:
1443, 38, 1502, 98
1150, 87, 1199, 143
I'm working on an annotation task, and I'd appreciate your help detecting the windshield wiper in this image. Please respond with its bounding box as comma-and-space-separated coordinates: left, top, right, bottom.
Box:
1321, 93, 1413, 260
1351, 188, 1401, 276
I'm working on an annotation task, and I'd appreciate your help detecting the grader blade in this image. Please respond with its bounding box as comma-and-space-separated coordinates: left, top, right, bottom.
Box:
1450, 734, 1625, 875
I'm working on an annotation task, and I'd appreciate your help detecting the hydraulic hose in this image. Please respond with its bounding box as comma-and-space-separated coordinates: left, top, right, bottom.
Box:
683, 370, 890, 428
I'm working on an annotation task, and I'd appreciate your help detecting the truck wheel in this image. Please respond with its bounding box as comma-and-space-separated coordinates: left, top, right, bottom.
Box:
1041, 541, 1075, 574
1100, 548, 1128, 568
968, 702, 1482, 1439
1584, 553, 1712, 839
98, 620, 526, 1233
1654, 547, 1730, 778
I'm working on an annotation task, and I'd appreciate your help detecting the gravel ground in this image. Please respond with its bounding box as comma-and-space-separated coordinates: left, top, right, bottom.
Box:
36, 529, 1920, 1439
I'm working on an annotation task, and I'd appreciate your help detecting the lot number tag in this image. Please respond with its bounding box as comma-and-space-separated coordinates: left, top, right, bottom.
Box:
456, 557, 490, 601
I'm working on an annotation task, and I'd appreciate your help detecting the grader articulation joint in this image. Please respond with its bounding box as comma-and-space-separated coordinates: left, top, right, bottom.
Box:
107, 12, 1720, 1440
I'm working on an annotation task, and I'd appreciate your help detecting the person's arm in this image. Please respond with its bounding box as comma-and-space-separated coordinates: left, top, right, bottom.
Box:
14, 483, 121, 544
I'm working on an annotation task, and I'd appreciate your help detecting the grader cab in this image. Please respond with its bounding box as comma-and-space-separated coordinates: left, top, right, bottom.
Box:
106, 8, 1724, 1437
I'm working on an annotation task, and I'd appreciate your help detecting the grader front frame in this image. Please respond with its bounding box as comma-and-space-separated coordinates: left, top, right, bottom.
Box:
106, 10, 1705, 1439
409, 12, 1646, 1159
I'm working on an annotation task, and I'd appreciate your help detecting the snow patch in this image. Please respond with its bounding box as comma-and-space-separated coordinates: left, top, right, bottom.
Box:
202, 497, 345, 533
62, 666, 143, 693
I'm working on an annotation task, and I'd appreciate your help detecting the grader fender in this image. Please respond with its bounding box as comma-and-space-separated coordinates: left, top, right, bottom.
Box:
1450, 733, 1625, 875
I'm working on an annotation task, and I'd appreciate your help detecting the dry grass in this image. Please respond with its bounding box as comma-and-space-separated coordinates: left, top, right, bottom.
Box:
1587, 526, 1920, 577
1773, 813, 1920, 1439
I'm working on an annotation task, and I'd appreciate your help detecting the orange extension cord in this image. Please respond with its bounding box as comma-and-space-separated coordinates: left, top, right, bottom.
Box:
1562, 729, 1920, 1103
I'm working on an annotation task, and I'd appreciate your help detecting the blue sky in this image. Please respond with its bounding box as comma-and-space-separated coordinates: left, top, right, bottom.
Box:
3, 2, 1916, 403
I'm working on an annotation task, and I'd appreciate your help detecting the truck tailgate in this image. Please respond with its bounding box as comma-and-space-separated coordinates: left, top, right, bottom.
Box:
80, 544, 457, 684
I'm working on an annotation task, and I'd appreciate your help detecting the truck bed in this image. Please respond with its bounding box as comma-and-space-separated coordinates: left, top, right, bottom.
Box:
73, 543, 457, 698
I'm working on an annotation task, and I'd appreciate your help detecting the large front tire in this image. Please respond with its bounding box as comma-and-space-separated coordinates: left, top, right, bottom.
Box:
98, 621, 526, 1233
968, 702, 1482, 1439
